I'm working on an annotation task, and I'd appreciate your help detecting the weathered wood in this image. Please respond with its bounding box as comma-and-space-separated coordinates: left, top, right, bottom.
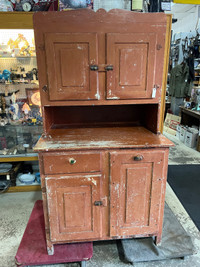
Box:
34, 127, 174, 152
33, 9, 172, 254
43, 152, 101, 174
110, 150, 166, 237
46, 174, 102, 242
159, 14, 172, 133
0, 12, 33, 29
34, 9, 167, 110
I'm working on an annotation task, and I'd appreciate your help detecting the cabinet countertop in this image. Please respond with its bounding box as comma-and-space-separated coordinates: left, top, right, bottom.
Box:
34, 126, 174, 152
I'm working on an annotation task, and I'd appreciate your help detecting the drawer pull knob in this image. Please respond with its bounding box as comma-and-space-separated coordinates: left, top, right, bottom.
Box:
90, 65, 99, 71
133, 155, 143, 161
69, 158, 76, 164
94, 201, 103, 206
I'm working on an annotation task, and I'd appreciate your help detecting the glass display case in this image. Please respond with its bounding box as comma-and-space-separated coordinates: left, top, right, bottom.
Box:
0, 15, 43, 191
0, 28, 43, 158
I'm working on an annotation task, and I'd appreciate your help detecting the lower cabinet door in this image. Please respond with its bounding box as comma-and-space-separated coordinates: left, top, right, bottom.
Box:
110, 150, 166, 237
45, 174, 102, 242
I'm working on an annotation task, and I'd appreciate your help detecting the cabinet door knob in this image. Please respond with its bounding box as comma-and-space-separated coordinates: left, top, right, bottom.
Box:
105, 65, 113, 71
69, 158, 76, 164
133, 155, 143, 161
94, 201, 103, 206
90, 65, 99, 71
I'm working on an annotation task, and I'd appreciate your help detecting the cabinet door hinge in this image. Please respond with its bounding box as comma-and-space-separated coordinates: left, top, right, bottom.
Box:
41, 187, 46, 193
38, 44, 45, 51
42, 85, 48, 92
157, 44, 162, 50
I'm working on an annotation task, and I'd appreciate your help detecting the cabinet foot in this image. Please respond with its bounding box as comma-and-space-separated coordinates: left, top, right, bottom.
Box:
47, 244, 54, 255
154, 235, 162, 246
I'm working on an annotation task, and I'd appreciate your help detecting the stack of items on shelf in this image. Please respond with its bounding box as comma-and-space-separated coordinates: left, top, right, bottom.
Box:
0, 162, 21, 189
0, 29, 43, 156
0, 33, 36, 58
16, 169, 41, 186
0, 88, 43, 155
0, 161, 41, 191
0, 0, 56, 12
176, 124, 199, 151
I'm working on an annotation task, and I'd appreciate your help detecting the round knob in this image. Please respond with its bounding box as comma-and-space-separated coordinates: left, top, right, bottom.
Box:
133, 155, 143, 161
69, 158, 76, 165
90, 65, 99, 71
105, 65, 114, 71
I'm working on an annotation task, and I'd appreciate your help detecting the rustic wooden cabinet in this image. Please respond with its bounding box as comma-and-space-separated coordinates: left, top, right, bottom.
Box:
34, 9, 173, 255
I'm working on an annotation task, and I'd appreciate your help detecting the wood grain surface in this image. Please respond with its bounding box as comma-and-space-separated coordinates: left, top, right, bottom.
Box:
34, 126, 174, 152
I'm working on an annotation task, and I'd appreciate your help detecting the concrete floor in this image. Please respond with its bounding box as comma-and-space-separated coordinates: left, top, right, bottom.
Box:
164, 132, 200, 165
0, 133, 200, 267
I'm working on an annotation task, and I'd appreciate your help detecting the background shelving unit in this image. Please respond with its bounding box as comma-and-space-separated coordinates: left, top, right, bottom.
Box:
0, 12, 41, 192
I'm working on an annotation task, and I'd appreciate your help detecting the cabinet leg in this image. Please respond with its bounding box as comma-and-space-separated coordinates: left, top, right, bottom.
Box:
154, 235, 162, 246
47, 242, 54, 255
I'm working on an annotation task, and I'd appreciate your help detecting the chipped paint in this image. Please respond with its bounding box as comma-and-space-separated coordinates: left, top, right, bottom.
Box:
84, 176, 97, 186
46, 174, 101, 180
95, 92, 100, 100
77, 45, 83, 50
35, 128, 173, 151
107, 96, 120, 100
114, 183, 119, 191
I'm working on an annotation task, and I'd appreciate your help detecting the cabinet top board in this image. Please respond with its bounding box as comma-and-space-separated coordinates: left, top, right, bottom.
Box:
33, 9, 167, 27
34, 126, 174, 152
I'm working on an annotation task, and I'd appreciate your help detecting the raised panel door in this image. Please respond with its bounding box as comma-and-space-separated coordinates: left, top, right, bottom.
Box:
46, 174, 102, 242
106, 33, 157, 100
110, 150, 165, 237
45, 33, 99, 101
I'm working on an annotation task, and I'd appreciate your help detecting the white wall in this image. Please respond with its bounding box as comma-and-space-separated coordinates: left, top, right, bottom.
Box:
166, 4, 200, 35
93, 0, 131, 11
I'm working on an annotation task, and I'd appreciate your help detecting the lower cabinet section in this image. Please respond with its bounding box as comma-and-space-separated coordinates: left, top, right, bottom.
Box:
46, 174, 102, 242
42, 148, 168, 253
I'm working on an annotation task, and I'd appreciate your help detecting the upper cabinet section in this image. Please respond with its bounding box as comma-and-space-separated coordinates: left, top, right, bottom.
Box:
33, 9, 167, 106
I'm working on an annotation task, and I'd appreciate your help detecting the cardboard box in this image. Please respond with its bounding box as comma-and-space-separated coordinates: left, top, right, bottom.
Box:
179, 125, 187, 143
176, 124, 181, 139
164, 113, 181, 136
184, 128, 198, 148
197, 136, 200, 152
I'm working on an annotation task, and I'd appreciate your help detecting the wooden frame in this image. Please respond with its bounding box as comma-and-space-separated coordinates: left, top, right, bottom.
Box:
0, 12, 33, 29
159, 14, 172, 133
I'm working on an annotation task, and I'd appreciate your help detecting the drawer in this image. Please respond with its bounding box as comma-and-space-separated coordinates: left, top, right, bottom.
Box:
43, 152, 101, 175
110, 149, 165, 164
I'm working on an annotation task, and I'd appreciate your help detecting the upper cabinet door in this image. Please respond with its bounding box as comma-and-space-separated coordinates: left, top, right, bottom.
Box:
45, 33, 98, 101
106, 33, 157, 100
